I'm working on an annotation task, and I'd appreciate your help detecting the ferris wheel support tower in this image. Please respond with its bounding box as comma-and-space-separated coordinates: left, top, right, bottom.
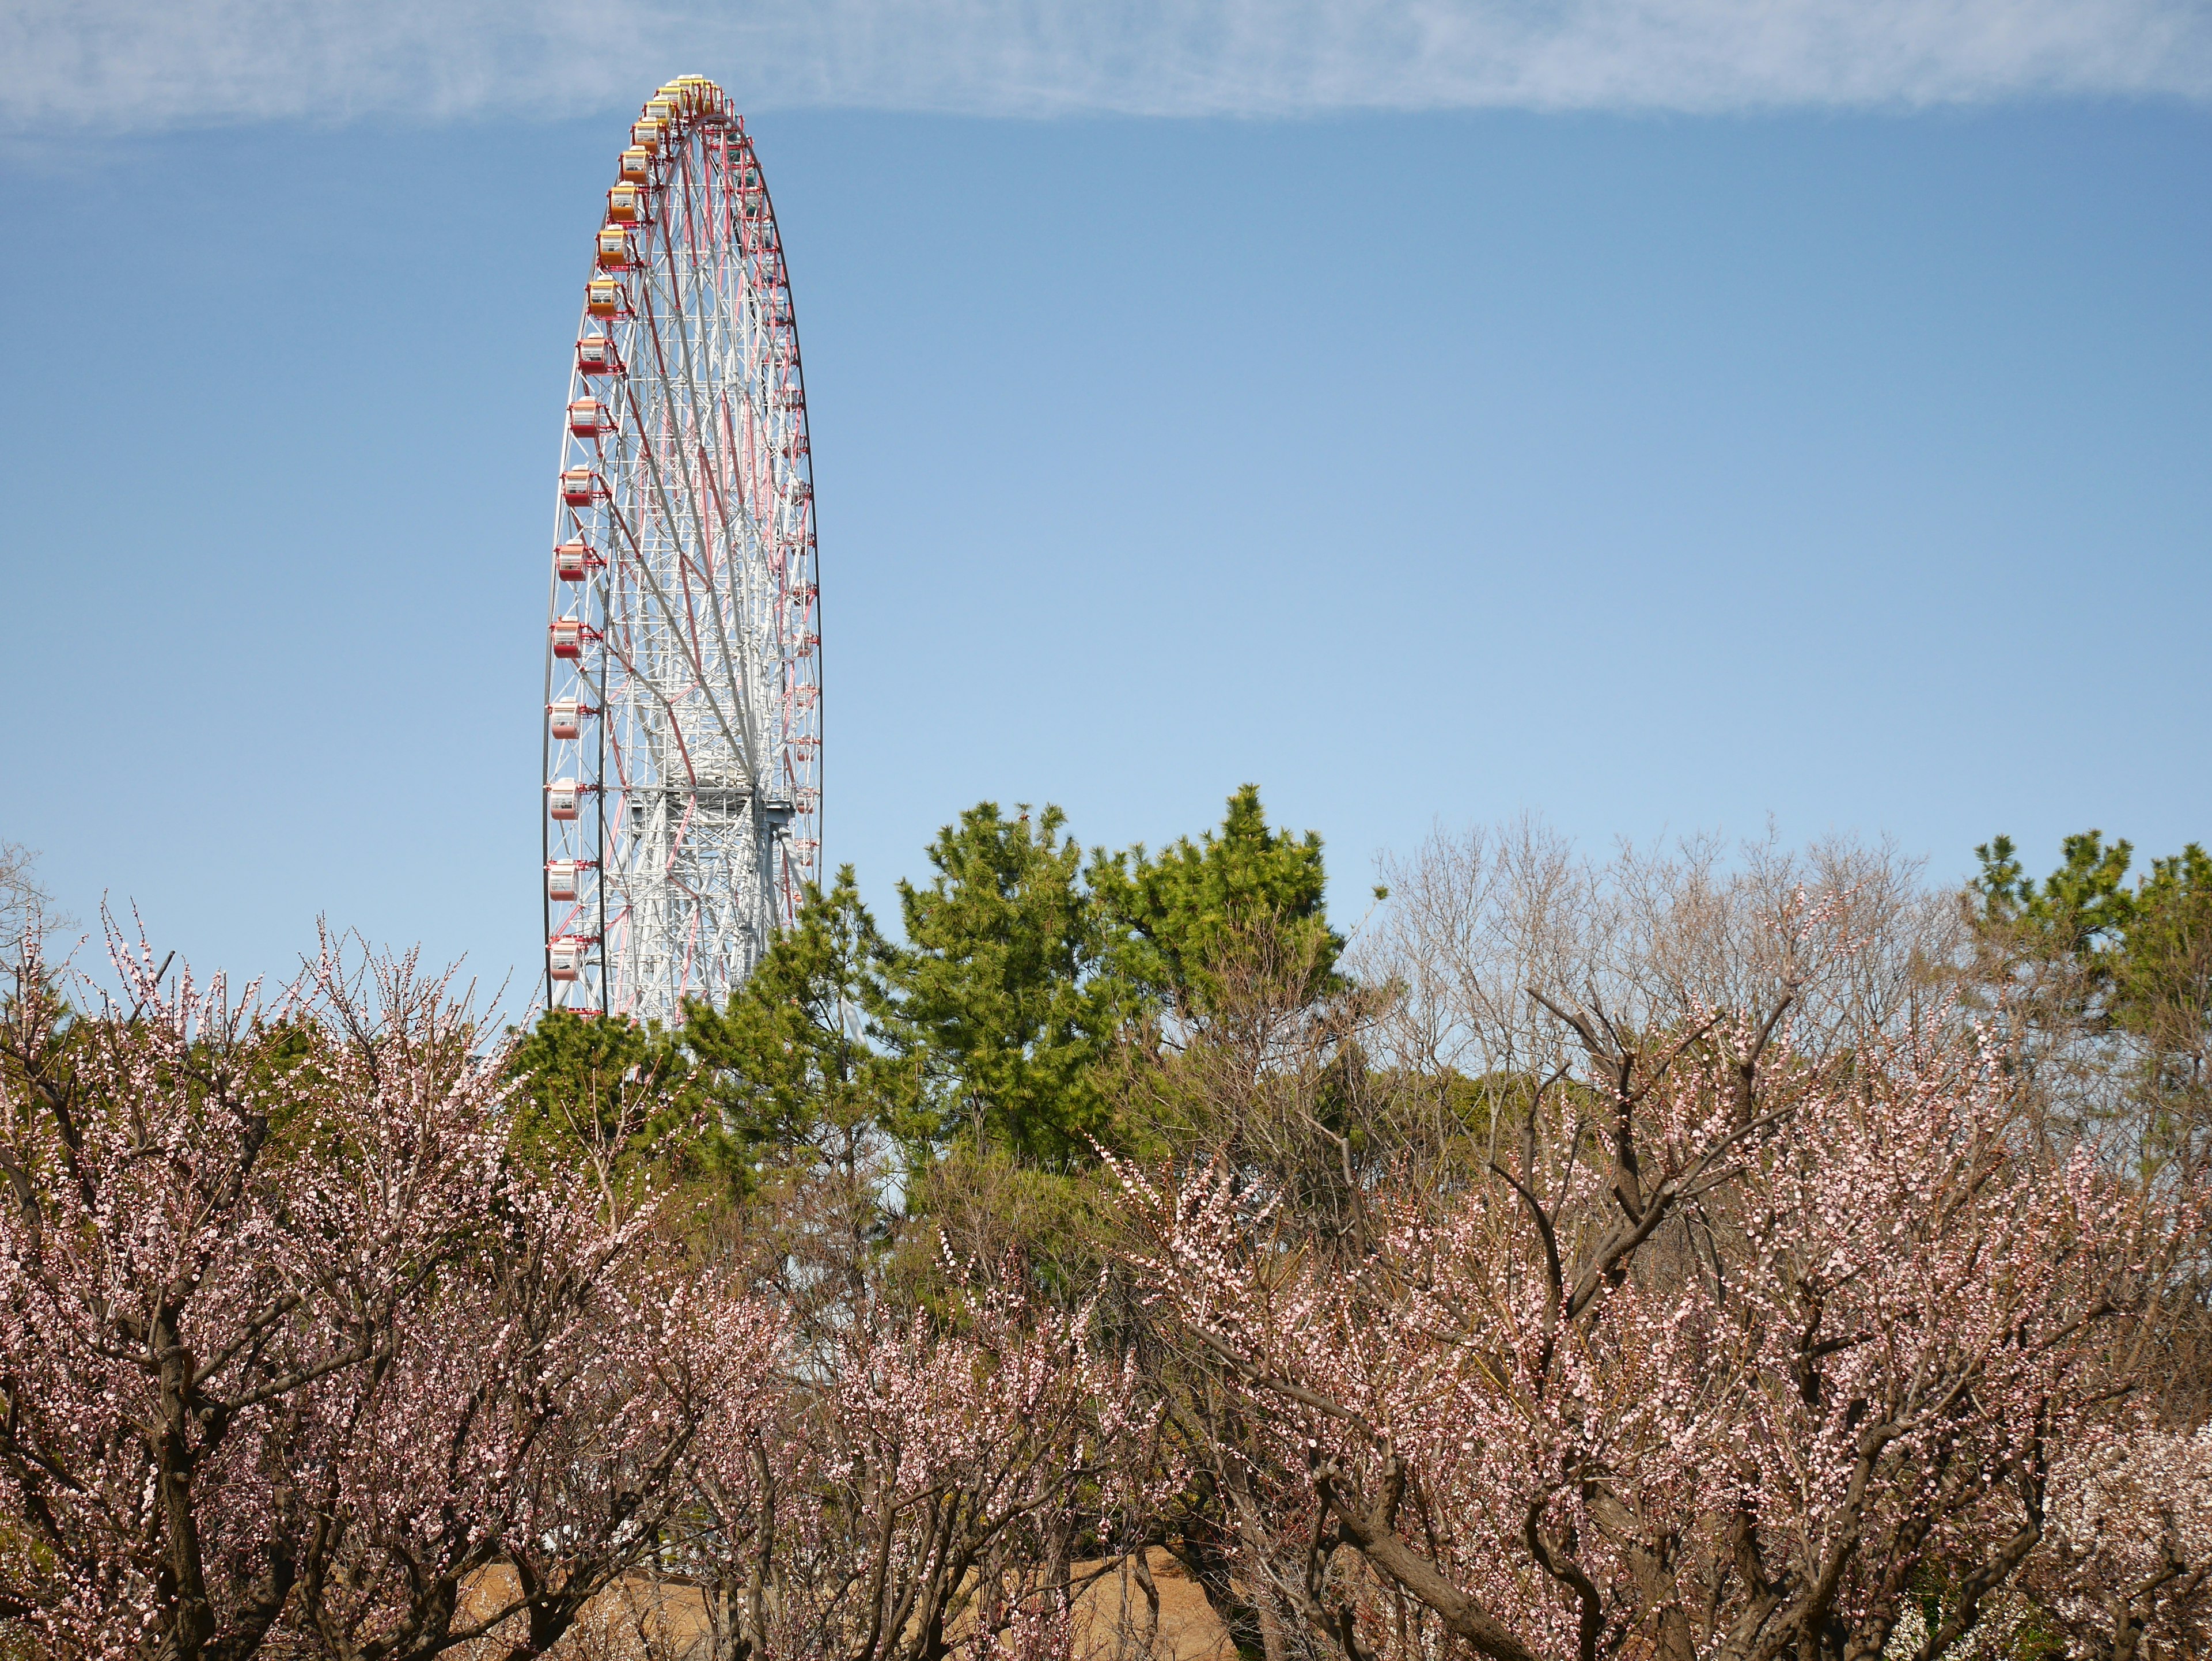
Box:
541, 75, 821, 1024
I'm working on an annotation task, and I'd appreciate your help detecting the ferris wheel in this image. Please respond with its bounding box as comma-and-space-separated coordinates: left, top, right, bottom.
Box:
542, 75, 821, 1024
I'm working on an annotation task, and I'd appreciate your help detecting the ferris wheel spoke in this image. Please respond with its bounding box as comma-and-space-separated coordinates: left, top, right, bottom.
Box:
601, 638, 706, 793
634, 252, 751, 612
596, 457, 757, 783
628, 423, 768, 783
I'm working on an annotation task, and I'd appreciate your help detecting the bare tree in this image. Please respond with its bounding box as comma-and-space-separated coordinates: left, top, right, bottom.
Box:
0, 840, 69, 965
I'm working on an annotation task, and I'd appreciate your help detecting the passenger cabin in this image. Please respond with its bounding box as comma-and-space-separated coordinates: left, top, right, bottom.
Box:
548, 699, 584, 740
546, 861, 581, 902
547, 780, 583, 820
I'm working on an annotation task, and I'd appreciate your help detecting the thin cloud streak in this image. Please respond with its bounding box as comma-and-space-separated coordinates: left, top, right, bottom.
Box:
4, 0, 2209, 131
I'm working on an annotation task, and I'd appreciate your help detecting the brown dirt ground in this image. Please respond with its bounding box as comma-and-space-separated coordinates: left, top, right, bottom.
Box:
456, 1548, 1238, 1661
454, 1549, 1234, 1661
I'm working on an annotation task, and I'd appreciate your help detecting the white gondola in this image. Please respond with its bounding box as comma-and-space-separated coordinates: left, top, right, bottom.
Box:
547, 861, 581, 902
548, 699, 582, 740
548, 939, 585, 981
548, 779, 583, 820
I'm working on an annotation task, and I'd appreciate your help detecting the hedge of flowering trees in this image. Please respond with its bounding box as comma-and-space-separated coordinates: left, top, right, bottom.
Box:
0, 925, 1142, 1661
1, 801, 2206, 1661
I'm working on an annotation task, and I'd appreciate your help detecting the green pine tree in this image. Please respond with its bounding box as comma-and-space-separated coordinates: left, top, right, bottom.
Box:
681, 867, 907, 1171
875, 803, 1134, 1168
1092, 783, 1343, 1018
504, 1007, 718, 1188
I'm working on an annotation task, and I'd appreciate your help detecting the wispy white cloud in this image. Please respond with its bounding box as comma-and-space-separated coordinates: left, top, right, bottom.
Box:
4, 0, 2207, 131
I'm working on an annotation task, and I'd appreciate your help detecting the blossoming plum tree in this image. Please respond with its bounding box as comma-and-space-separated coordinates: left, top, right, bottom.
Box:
680, 1269, 1156, 1661
1118, 981, 2201, 1661
2029, 1424, 2212, 1661
0, 931, 784, 1661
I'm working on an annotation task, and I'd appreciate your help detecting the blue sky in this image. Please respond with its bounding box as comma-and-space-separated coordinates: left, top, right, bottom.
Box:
2, 2, 2208, 1000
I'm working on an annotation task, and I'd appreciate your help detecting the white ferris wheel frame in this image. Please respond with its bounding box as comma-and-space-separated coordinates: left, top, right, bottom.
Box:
542, 76, 821, 1026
